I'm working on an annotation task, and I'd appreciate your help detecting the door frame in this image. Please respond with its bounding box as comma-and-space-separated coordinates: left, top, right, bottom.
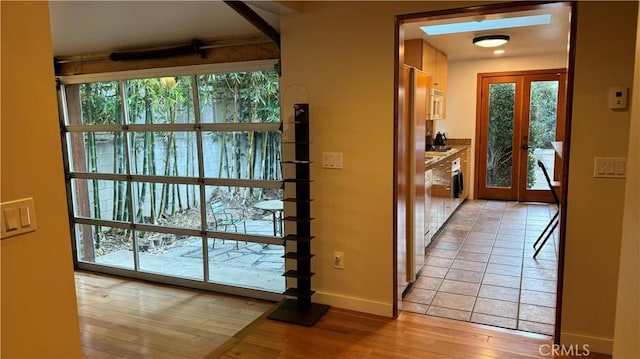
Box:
475, 69, 567, 202
393, 1, 577, 344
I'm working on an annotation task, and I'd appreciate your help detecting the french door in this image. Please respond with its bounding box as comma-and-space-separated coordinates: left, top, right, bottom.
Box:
476, 69, 566, 202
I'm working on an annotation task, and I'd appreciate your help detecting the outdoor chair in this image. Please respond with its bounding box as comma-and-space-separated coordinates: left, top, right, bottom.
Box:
209, 200, 247, 249
533, 159, 560, 259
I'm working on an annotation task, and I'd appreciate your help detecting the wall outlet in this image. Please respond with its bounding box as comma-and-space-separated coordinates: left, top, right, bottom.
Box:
333, 251, 344, 269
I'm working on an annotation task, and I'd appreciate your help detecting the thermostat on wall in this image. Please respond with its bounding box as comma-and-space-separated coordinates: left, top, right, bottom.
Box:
609, 86, 628, 109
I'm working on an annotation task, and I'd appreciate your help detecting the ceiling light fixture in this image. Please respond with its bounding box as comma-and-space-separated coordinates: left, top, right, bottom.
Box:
473, 35, 510, 48
493, 49, 506, 55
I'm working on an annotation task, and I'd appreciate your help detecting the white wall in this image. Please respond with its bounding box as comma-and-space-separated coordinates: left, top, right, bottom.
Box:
280, 0, 491, 316
612, 4, 640, 357
438, 53, 568, 198
280, 2, 637, 353
1, 2, 83, 357
561, 2, 637, 354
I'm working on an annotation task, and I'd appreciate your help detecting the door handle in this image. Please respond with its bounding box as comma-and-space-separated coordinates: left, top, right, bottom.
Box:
521, 144, 530, 150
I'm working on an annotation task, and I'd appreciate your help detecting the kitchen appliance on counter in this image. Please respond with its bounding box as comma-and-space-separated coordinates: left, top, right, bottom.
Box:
425, 131, 434, 151
433, 131, 448, 151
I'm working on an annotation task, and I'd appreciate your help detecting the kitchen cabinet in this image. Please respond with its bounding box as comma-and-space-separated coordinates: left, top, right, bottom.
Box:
429, 158, 451, 231
435, 51, 448, 94
423, 146, 470, 249
403, 39, 448, 118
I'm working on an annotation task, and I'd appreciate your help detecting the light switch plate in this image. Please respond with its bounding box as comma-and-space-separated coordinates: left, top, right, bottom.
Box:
1, 197, 37, 239
594, 157, 627, 178
322, 152, 343, 169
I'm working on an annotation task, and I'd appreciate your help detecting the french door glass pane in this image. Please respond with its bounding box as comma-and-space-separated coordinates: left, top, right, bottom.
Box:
486, 82, 516, 188
527, 80, 559, 190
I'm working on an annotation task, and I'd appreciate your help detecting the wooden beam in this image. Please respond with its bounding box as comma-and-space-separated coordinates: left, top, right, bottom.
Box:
223, 1, 281, 48
55, 36, 279, 77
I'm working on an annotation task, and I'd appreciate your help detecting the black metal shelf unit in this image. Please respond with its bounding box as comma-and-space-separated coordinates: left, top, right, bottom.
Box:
267, 103, 329, 326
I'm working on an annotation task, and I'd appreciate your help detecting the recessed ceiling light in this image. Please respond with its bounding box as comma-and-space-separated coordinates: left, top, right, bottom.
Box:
494, 49, 506, 55
420, 14, 551, 35
473, 35, 510, 48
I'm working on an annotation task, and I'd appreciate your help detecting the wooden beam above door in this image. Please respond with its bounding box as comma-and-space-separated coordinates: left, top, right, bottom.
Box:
54, 35, 279, 77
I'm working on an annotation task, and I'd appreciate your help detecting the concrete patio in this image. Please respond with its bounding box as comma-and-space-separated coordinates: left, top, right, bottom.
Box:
94, 218, 286, 293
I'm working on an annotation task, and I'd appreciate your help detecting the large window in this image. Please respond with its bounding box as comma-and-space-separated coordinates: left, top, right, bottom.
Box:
59, 62, 285, 297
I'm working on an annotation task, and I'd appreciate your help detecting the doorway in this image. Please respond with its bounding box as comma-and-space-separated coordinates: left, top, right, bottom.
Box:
476, 69, 567, 202
394, 1, 575, 341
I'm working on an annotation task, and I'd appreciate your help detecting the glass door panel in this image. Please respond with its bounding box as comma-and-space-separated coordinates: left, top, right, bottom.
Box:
486, 82, 516, 189
526, 80, 559, 190
477, 75, 521, 201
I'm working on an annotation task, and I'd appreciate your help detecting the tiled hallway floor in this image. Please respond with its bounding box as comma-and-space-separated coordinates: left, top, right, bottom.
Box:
402, 200, 559, 336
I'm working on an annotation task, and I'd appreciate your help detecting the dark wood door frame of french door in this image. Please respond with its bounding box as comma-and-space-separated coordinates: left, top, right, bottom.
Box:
475, 69, 567, 202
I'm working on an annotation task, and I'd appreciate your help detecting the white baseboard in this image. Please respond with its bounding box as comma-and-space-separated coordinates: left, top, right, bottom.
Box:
561, 331, 613, 355
313, 291, 393, 317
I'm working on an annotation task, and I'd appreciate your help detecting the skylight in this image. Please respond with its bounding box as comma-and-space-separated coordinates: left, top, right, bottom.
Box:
420, 14, 552, 35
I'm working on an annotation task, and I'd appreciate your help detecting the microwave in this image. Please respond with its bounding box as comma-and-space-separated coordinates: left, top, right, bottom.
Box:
428, 89, 444, 120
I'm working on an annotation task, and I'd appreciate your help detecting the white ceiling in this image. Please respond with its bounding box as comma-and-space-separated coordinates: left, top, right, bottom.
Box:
48, 1, 286, 56
49, 2, 571, 61
402, 5, 571, 61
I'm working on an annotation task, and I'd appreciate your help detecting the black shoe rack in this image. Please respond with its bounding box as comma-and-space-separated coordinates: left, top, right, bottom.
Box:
267, 103, 329, 326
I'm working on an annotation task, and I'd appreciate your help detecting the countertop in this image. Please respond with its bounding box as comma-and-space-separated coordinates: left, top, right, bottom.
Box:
424, 145, 470, 167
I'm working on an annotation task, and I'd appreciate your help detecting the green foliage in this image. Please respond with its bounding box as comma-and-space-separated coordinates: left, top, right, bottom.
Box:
528, 81, 558, 150
77, 70, 281, 230
486, 83, 515, 188
486, 80, 559, 189
80, 81, 122, 125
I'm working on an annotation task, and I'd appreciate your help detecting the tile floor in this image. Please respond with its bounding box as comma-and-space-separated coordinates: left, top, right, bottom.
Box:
403, 199, 559, 336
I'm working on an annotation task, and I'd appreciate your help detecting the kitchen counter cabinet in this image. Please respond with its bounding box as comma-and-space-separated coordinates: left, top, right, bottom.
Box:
424, 145, 470, 242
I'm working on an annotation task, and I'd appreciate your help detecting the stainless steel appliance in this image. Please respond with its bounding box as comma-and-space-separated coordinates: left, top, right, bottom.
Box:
424, 169, 434, 248
451, 157, 462, 209
406, 67, 427, 284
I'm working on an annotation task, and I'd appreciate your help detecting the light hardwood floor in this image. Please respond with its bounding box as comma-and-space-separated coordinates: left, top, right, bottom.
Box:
75, 271, 273, 358
77, 272, 608, 358
220, 307, 557, 358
